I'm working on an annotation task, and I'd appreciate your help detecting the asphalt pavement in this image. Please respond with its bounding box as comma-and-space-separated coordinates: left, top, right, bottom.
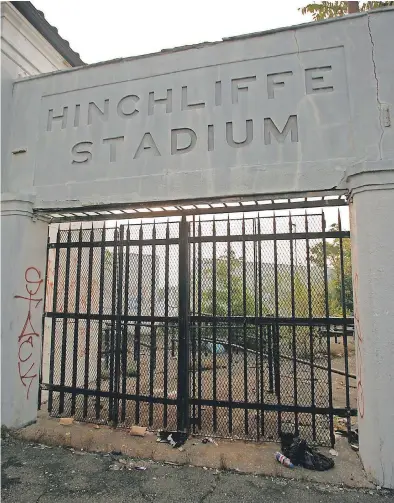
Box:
2, 436, 393, 503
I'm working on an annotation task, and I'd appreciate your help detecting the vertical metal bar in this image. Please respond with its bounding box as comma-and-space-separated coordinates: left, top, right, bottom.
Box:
212, 219, 217, 433
242, 215, 248, 435
322, 211, 335, 446
267, 324, 274, 393
163, 221, 170, 428
121, 224, 130, 422
253, 217, 260, 441
59, 225, 72, 414
149, 223, 157, 426
83, 224, 95, 418
338, 210, 352, 439
177, 216, 190, 432
96, 223, 106, 419
48, 227, 60, 414
38, 229, 50, 410
197, 218, 202, 430
113, 225, 124, 425
227, 216, 233, 434
109, 226, 118, 422
289, 214, 299, 436
257, 217, 265, 436
71, 225, 83, 416
135, 224, 143, 424
191, 216, 197, 433
273, 213, 282, 437
104, 326, 109, 375
305, 213, 316, 440
104, 325, 109, 372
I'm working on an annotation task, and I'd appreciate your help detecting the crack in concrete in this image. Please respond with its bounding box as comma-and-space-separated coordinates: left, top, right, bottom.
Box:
367, 13, 385, 161
199, 473, 220, 503
293, 30, 302, 65
35, 491, 47, 503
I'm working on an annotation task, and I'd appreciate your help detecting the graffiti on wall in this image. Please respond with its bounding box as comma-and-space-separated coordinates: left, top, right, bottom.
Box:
349, 203, 364, 419
14, 267, 43, 399
353, 272, 365, 418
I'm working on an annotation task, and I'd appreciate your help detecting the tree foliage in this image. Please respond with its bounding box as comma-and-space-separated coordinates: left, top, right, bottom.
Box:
299, 1, 394, 21
201, 249, 256, 316
310, 223, 353, 316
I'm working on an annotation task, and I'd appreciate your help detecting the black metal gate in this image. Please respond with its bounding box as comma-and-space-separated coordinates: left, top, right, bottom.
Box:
41, 205, 355, 446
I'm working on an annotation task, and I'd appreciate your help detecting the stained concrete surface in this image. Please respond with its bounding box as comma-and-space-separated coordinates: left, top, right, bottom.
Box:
16, 412, 372, 489
1, 436, 392, 503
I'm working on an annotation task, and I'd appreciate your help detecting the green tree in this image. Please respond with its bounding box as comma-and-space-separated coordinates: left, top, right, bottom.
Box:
200, 250, 256, 316
299, 1, 394, 20
310, 223, 353, 316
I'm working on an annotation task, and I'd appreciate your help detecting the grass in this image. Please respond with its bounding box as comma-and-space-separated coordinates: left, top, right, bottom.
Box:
101, 361, 138, 380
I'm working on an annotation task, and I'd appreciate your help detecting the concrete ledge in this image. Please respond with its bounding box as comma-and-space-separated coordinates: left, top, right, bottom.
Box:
14, 412, 373, 489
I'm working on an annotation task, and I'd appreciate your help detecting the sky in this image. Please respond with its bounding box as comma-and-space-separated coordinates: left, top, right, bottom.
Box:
32, 0, 313, 64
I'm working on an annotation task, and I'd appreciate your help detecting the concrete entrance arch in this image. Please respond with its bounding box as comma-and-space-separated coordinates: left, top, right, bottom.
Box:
1, 9, 394, 488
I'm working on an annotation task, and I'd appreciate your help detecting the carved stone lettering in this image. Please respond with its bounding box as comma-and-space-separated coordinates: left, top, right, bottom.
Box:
148, 89, 173, 115
231, 76, 256, 104
134, 133, 161, 159
103, 136, 125, 162
305, 67, 334, 94
47, 107, 68, 131
181, 86, 205, 110
264, 116, 298, 145
88, 100, 109, 125
267, 72, 293, 99
71, 141, 93, 164
171, 128, 197, 155
226, 120, 253, 148
117, 95, 140, 118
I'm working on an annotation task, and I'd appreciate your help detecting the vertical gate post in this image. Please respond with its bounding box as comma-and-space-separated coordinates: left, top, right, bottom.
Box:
1, 195, 50, 428
349, 177, 394, 488
177, 216, 190, 432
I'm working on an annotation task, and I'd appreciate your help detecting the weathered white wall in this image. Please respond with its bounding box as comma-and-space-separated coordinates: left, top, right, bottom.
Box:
5, 9, 393, 210
1, 196, 49, 427
1, 2, 70, 427
1, 2, 71, 192
349, 179, 394, 489
2, 7, 394, 488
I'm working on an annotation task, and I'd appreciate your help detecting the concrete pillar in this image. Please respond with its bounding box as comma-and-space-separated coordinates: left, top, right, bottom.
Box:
1, 194, 49, 428
348, 170, 394, 488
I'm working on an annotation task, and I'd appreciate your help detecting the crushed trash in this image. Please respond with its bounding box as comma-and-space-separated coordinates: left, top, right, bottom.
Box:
59, 418, 74, 426
335, 424, 359, 443
129, 425, 147, 437
275, 452, 294, 468
94, 425, 100, 429
281, 433, 334, 471
329, 449, 338, 457
202, 437, 218, 446
135, 466, 147, 471
157, 430, 188, 448
109, 463, 122, 471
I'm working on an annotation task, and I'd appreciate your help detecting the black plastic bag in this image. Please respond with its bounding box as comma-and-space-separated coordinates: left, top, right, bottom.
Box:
281, 434, 334, 471
158, 430, 188, 448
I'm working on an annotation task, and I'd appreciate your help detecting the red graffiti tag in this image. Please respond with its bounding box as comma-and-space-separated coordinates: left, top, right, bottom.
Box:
14, 267, 43, 399
353, 272, 365, 418
349, 204, 364, 419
